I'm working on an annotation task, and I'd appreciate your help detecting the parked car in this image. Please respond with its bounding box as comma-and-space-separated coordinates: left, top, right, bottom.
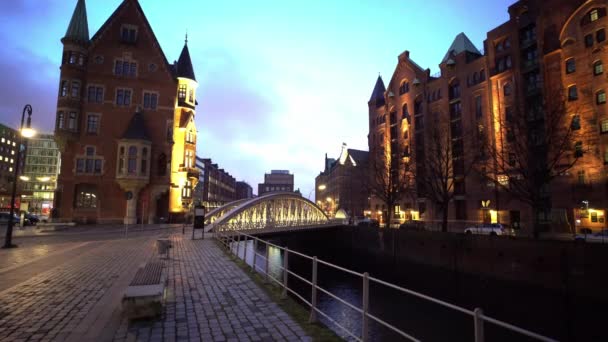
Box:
464, 223, 514, 236
0, 212, 20, 226
574, 229, 608, 243
357, 218, 380, 228
399, 220, 426, 231
24, 213, 40, 225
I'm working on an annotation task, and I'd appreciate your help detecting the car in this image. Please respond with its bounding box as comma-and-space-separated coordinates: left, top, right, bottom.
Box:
399, 220, 426, 231
24, 213, 40, 225
357, 218, 380, 228
574, 229, 608, 243
464, 223, 514, 236
0, 212, 21, 226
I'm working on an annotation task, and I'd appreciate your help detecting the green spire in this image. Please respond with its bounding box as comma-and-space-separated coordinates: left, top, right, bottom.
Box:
64, 0, 89, 43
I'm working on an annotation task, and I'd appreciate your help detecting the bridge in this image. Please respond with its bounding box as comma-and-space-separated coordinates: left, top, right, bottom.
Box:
204, 192, 336, 234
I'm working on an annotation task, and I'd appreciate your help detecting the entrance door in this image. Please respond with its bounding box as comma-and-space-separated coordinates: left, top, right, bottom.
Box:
156, 192, 169, 223
510, 210, 521, 230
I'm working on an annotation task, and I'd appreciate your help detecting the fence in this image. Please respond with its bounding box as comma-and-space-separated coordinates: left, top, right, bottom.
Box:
215, 230, 559, 342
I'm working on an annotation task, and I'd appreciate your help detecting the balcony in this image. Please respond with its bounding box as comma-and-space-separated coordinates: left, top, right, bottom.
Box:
179, 167, 200, 179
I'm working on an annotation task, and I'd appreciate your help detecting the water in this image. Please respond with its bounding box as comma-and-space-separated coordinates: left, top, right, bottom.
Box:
227, 236, 605, 341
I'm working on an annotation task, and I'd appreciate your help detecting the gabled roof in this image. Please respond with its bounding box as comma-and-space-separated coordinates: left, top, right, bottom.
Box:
64, 0, 89, 43
176, 42, 196, 81
347, 149, 369, 164
442, 32, 481, 63
122, 109, 150, 140
90, 0, 173, 77
369, 75, 386, 102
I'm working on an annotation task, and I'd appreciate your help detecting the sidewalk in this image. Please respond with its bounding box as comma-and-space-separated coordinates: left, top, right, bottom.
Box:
113, 234, 311, 342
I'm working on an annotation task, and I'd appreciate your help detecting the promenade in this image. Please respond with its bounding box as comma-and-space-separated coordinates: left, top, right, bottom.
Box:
0, 226, 311, 342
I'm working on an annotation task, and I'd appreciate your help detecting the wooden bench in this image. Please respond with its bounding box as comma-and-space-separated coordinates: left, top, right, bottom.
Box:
122, 261, 166, 319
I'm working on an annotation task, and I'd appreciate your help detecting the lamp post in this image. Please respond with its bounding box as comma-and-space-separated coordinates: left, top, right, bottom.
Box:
3, 104, 35, 249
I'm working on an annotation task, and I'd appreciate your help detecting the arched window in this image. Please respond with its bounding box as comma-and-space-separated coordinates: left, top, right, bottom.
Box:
158, 153, 167, 176
504, 83, 512, 96
399, 80, 409, 95
568, 85, 578, 101
128, 146, 137, 174
402, 103, 409, 117
581, 8, 607, 26
449, 80, 460, 100
594, 60, 604, 75
141, 147, 148, 175
414, 97, 423, 115
118, 146, 125, 174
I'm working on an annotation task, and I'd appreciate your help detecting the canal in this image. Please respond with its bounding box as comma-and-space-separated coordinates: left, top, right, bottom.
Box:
226, 230, 605, 341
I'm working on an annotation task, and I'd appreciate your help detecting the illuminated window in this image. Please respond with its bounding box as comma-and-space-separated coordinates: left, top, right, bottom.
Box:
74, 184, 97, 208
565, 58, 575, 74
498, 175, 509, 186
178, 84, 187, 100
182, 181, 193, 199
189, 89, 194, 103
591, 9, 599, 21
594, 60, 604, 75
186, 130, 195, 144
568, 85, 578, 101
597, 90, 606, 104
184, 150, 194, 168
601, 119, 608, 133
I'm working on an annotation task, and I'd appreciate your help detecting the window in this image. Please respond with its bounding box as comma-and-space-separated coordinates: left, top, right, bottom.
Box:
402, 103, 409, 119
141, 147, 148, 174
184, 150, 194, 168
158, 153, 167, 176
86, 114, 99, 134
568, 85, 578, 101
57, 111, 65, 129
577, 170, 586, 185
118, 146, 125, 174
128, 146, 137, 174
414, 99, 423, 115
60, 81, 68, 97
166, 121, 173, 143
598, 29, 606, 43
604, 149, 608, 164
586, 34, 594, 47
594, 60, 604, 75
76, 148, 102, 175
182, 181, 193, 199
505, 106, 513, 122
114, 59, 136, 77
74, 184, 97, 209
70, 81, 80, 98
120, 26, 137, 43
68, 112, 77, 131
116, 89, 132, 106
571, 114, 581, 130
186, 129, 195, 144
597, 90, 606, 104
475, 96, 482, 119
143, 92, 158, 110
591, 9, 599, 22
601, 119, 608, 133
504, 83, 512, 96
505, 55, 512, 68
565, 58, 575, 74
575, 141, 583, 157
449, 80, 460, 99
87, 86, 104, 103
399, 81, 409, 95
189, 89, 194, 103
178, 84, 187, 100
480, 69, 486, 81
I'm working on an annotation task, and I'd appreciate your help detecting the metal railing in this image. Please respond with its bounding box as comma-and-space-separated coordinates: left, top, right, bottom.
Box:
215, 230, 559, 342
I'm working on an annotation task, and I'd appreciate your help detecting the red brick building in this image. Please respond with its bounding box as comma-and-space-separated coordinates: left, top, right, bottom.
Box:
54, 0, 199, 224
368, 0, 608, 233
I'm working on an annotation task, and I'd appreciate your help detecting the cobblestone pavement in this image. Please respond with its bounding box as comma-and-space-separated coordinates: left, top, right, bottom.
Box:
113, 234, 312, 342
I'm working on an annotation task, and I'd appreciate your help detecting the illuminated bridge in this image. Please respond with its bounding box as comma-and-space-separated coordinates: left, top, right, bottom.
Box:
204, 192, 335, 234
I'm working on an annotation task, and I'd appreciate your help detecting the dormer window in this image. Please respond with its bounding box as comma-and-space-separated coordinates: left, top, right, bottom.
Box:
120, 25, 138, 44
117, 143, 150, 177
178, 84, 187, 100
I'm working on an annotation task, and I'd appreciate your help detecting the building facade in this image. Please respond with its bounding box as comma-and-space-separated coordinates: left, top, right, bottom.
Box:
236, 181, 253, 200
368, 0, 608, 233
21, 134, 61, 217
54, 0, 199, 224
315, 144, 369, 218
194, 157, 236, 210
258, 170, 294, 195
0, 124, 26, 211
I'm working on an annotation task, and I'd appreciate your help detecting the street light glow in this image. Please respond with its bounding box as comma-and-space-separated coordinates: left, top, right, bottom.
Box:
37, 176, 51, 182
326, 197, 332, 202
21, 127, 36, 138
19, 176, 30, 181
318, 184, 326, 190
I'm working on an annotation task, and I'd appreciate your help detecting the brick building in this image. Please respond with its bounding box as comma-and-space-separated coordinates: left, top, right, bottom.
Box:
194, 157, 236, 210
258, 170, 294, 195
368, 0, 608, 233
236, 181, 253, 200
54, 0, 199, 224
0, 124, 27, 211
315, 144, 368, 218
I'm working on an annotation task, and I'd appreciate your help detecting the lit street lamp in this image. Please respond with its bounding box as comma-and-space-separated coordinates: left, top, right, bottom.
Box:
3, 104, 35, 249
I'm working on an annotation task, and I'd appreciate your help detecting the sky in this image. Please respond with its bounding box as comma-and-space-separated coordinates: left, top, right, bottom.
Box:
0, 0, 514, 199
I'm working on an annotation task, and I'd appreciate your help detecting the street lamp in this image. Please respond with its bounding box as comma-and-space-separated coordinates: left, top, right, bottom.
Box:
3, 104, 35, 249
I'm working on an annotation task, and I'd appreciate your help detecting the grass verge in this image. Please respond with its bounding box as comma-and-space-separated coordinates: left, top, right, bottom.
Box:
214, 240, 343, 342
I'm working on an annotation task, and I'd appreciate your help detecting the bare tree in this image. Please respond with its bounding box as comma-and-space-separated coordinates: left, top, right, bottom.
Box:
414, 111, 482, 232
480, 89, 580, 237
368, 143, 415, 227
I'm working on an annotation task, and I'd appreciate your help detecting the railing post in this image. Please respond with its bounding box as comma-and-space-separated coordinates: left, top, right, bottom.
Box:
474, 307, 485, 342
309, 256, 318, 323
281, 248, 289, 299
252, 238, 258, 273
362, 272, 369, 341
236, 233, 241, 258
243, 235, 248, 264
264, 243, 270, 283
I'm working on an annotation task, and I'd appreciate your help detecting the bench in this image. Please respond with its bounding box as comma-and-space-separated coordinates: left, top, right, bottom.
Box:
122, 261, 166, 320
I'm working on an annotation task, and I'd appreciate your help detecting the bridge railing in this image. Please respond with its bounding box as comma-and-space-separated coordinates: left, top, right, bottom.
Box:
215, 230, 559, 342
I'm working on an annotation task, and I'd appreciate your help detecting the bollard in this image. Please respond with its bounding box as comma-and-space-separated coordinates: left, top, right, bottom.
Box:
281, 248, 289, 299
252, 238, 258, 273
474, 308, 485, 342
309, 256, 318, 323
362, 272, 369, 341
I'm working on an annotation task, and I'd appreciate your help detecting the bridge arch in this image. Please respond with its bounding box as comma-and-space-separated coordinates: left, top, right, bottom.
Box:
208, 192, 329, 233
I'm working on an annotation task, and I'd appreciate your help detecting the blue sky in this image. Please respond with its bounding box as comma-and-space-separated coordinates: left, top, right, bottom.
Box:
0, 0, 513, 198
